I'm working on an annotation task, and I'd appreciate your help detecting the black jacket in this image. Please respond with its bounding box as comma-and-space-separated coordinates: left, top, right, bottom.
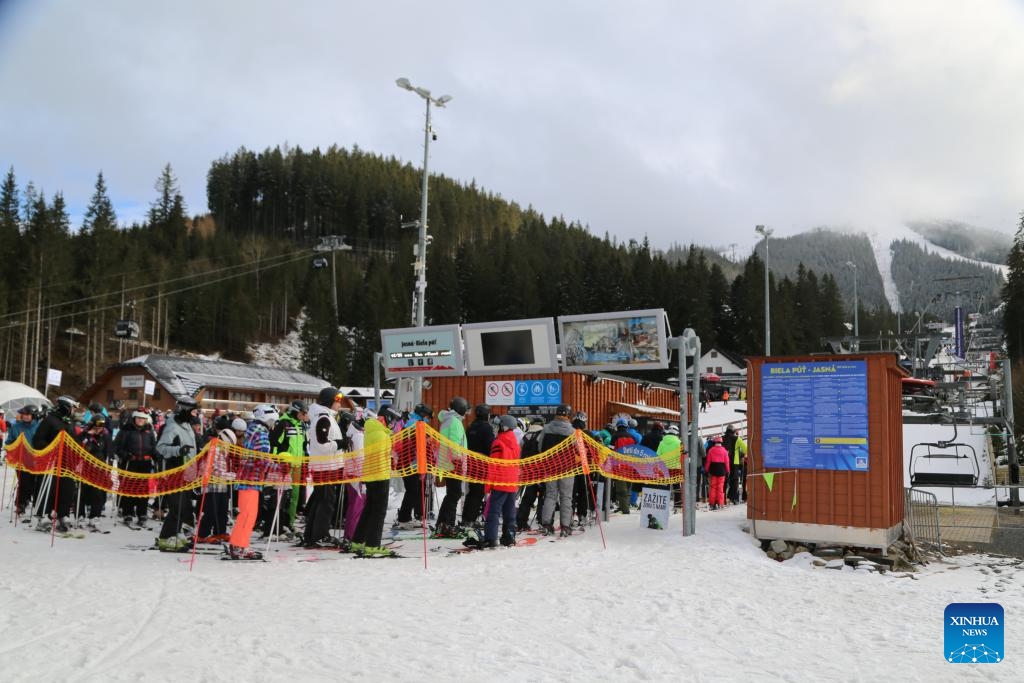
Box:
466, 418, 495, 456
114, 423, 157, 462
31, 411, 74, 450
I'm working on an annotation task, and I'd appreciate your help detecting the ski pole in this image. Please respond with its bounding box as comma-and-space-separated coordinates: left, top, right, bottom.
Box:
74, 480, 82, 529
265, 486, 283, 556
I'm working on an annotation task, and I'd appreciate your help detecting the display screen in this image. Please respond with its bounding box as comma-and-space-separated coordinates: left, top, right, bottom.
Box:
481, 330, 536, 366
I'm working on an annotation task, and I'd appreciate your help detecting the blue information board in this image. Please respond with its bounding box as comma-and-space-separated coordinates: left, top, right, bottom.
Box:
760, 360, 869, 471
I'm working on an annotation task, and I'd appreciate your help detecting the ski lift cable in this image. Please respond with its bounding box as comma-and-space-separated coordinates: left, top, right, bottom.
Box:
3, 246, 263, 298
0, 248, 310, 323
0, 249, 313, 328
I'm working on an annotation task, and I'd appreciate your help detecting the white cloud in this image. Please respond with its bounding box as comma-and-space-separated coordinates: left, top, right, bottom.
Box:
1, 0, 1022, 246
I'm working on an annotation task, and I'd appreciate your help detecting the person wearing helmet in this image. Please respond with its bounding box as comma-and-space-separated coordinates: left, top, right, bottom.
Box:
626, 418, 642, 445
82, 402, 109, 432
350, 408, 397, 557
539, 404, 577, 537
113, 411, 157, 527
456, 403, 494, 529
31, 395, 79, 532
7, 404, 41, 520
514, 416, 547, 531
154, 396, 199, 551
466, 414, 521, 549
76, 412, 113, 529
270, 399, 309, 539
610, 418, 637, 515
434, 397, 470, 538
224, 404, 278, 560
302, 387, 346, 548
705, 436, 730, 510
722, 424, 749, 505
195, 417, 246, 543
393, 403, 435, 529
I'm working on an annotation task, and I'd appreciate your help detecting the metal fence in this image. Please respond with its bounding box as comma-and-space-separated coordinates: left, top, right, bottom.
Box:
905, 485, 1024, 558
904, 488, 941, 552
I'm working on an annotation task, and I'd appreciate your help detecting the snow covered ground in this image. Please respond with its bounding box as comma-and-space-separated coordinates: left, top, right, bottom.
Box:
1, 496, 1020, 681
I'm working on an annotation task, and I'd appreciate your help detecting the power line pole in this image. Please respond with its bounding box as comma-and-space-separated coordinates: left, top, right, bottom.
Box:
314, 235, 352, 323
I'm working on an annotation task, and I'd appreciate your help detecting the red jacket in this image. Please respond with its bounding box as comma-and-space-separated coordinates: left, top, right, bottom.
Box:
488, 429, 521, 493
705, 444, 731, 477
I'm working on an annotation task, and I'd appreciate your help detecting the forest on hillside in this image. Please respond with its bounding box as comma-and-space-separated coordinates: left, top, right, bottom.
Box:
908, 220, 1012, 265
0, 146, 896, 394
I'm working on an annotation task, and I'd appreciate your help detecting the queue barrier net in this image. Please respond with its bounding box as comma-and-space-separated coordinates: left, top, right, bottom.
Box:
3, 422, 683, 497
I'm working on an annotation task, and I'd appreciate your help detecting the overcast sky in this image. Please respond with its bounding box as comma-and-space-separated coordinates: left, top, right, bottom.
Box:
1, 1, 1022, 253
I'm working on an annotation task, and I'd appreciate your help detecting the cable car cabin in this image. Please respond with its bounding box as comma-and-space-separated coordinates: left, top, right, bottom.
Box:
908, 442, 979, 487
114, 320, 141, 339
312, 257, 329, 269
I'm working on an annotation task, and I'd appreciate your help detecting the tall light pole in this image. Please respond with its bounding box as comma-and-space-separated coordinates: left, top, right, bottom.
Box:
755, 225, 773, 355
845, 261, 859, 352
396, 77, 451, 404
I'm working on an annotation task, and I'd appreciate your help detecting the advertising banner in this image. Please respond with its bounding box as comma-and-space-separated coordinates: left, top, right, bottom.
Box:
558, 309, 668, 373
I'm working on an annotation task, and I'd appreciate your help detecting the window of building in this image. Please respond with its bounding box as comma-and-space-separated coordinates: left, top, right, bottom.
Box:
711, 351, 719, 358
153, 386, 162, 400
106, 390, 114, 404
716, 366, 723, 374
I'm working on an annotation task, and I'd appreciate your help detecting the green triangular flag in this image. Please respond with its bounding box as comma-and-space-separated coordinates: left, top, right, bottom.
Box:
763, 472, 775, 492
791, 489, 798, 510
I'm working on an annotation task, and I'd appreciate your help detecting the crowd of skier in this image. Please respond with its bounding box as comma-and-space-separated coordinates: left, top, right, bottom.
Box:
2, 388, 749, 561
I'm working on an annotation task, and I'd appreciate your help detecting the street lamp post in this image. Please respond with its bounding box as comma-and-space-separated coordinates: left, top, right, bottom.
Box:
396, 77, 451, 404
845, 261, 859, 352
755, 225, 773, 355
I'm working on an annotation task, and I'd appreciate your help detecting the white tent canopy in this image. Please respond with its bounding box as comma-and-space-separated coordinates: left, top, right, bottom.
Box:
0, 381, 51, 414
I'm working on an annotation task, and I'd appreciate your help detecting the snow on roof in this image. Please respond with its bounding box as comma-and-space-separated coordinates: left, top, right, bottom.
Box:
119, 354, 331, 397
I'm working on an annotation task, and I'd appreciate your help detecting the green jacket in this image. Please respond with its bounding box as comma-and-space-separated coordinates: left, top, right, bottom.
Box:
271, 413, 307, 459
657, 434, 682, 470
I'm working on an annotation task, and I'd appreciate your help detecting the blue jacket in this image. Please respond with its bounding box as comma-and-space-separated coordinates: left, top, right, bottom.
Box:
5, 419, 38, 446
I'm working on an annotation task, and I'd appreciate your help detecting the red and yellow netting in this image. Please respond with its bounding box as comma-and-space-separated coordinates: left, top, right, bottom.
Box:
3, 422, 683, 496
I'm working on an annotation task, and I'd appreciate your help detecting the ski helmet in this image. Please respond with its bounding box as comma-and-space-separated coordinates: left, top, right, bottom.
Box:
174, 396, 198, 420
252, 404, 279, 427
497, 414, 517, 431
555, 404, 572, 417
449, 396, 470, 416
131, 410, 149, 421
89, 413, 106, 427
230, 417, 247, 432
414, 403, 433, 419
88, 402, 104, 414
474, 403, 491, 419
55, 395, 78, 414
18, 404, 38, 418
665, 425, 680, 436
571, 411, 588, 429
288, 399, 309, 416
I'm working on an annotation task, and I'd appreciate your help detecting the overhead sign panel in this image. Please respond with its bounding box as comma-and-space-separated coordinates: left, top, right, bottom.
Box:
558, 309, 669, 373
380, 324, 464, 378
462, 317, 558, 376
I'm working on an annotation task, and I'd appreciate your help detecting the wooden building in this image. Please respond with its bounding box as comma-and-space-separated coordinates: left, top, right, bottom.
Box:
79, 354, 331, 414
420, 371, 685, 429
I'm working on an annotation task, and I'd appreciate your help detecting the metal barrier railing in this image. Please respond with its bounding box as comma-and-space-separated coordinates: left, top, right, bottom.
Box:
904, 487, 942, 553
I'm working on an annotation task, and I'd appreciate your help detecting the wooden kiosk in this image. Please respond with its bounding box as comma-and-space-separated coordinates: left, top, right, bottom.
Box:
746, 353, 906, 550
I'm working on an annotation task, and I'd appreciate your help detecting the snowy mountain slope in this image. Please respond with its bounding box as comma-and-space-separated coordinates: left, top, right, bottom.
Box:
868, 225, 1008, 314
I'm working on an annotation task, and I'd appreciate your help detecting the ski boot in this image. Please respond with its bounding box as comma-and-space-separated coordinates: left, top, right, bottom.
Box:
226, 544, 263, 560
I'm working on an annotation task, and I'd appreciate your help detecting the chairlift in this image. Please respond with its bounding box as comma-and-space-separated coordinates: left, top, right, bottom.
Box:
312, 257, 329, 269
114, 320, 140, 339
908, 442, 980, 487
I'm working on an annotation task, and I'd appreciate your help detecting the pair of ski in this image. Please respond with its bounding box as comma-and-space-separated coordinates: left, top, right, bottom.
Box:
448, 537, 539, 555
